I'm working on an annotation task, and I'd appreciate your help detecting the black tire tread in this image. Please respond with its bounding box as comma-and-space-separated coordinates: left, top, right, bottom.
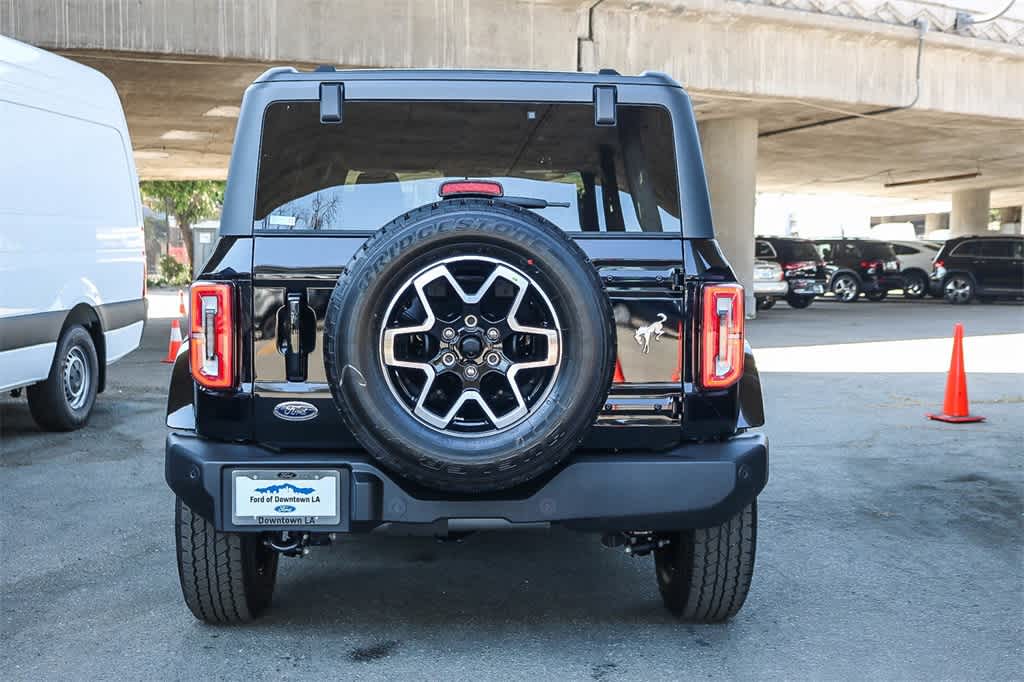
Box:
656, 502, 756, 623
175, 499, 276, 624
26, 325, 98, 431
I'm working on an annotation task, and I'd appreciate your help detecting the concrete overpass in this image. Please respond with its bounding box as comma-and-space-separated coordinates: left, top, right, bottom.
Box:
3, 0, 1022, 304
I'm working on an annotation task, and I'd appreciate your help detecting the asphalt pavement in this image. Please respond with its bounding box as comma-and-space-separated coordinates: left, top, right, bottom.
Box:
1, 296, 1021, 680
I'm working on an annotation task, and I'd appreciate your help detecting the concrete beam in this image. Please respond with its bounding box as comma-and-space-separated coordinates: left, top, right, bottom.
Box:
699, 117, 758, 317
950, 188, 991, 236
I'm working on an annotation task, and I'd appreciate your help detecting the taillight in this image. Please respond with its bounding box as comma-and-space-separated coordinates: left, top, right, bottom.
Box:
190, 282, 235, 389
700, 284, 744, 389
934, 259, 944, 270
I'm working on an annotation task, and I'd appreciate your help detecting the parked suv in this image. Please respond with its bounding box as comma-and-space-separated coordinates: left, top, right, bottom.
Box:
753, 259, 787, 310
931, 235, 1024, 304
755, 236, 827, 308
815, 238, 902, 302
890, 240, 942, 299
165, 68, 767, 624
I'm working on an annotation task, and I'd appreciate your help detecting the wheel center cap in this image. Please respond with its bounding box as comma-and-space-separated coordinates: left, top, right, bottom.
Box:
459, 335, 483, 359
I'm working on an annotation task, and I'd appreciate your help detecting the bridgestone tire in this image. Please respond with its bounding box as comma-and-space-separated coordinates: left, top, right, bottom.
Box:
27, 324, 98, 431
654, 502, 757, 623
175, 499, 278, 624
323, 199, 616, 493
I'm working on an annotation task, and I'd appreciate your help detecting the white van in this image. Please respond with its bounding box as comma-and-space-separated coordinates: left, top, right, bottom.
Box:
0, 37, 145, 430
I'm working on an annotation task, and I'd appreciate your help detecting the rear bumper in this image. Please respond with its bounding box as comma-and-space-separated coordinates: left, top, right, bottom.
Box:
753, 281, 788, 297
165, 431, 768, 534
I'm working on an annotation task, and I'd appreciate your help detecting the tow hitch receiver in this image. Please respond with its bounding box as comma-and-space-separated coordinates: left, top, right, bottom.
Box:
601, 531, 671, 557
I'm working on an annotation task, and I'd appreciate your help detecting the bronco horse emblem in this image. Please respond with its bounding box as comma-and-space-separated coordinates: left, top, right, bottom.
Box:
633, 313, 667, 354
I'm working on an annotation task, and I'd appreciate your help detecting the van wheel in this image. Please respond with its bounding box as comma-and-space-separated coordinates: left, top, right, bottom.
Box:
175, 499, 278, 624
755, 297, 775, 311
831, 273, 860, 302
27, 325, 98, 431
654, 502, 757, 623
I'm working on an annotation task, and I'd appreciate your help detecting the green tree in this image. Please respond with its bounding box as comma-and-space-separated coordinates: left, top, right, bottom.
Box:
140, 180, 225, 267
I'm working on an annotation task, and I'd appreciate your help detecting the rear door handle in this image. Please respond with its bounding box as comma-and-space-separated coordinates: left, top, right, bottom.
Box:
288, 293, 301, 352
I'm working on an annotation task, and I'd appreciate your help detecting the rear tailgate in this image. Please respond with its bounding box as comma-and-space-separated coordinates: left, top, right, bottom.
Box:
248, 97, 687, 450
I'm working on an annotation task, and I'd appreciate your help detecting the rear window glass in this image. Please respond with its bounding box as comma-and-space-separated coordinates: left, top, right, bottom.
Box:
780, 241, 820, 262
858, 242, 896, 259
951, 241, 981, 256
755, 241, 776, 259
254, 101, 681, 233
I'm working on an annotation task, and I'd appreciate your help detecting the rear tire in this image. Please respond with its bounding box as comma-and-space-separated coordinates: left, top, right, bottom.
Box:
755, 297, 776, 311
175, 498, 278, 624
943, 274, 974, 305
865, 289, 888, 302
27, 324, 98, 431
785, 293, 814, 309
654, 502, 757, 623
902, 271, 928, 299
831, 273, 860, 302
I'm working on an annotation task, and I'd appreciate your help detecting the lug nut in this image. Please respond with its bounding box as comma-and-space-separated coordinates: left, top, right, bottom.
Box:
486, 352, 501, 366
486, 327, 500, 342
464, 365, 479, 379
441, 352, 456, 367
442, 327, 456, 341
464, 314, 478, 328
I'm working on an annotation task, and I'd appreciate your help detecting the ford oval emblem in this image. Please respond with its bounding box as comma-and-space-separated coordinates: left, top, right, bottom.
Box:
273, 401, 318, 422
274, 504, 296, 513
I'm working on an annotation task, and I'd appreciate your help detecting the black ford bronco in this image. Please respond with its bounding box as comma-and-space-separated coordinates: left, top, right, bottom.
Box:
165, 68, 768, 624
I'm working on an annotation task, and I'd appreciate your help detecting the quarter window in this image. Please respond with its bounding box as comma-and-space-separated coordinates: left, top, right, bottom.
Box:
951, 241, 981, 257
755, 241, 777, 259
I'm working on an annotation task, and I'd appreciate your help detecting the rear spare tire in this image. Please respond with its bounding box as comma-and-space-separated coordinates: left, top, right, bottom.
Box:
324, 199, 616, 493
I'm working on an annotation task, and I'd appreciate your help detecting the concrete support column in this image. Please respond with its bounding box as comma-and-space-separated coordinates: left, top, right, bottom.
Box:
997, 206, 1022, 234
699, 117, 758, 317
924, 212, 948, 233
950, 189, 991, 236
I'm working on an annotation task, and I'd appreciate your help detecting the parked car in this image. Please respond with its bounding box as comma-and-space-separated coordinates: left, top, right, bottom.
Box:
164, 67, 768, 624
755, 236, 827, 308
931, 235, 1024, 304
0, 37, 146, 430
889, 240, 942, 299
753, 259, 787, 310
815, 238, 902, 302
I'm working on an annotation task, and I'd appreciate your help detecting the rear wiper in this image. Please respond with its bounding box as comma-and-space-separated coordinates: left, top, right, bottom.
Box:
499, 196, 571, 209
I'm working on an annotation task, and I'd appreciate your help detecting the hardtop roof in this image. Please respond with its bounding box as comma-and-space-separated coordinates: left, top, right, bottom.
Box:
254, 66, 682, 89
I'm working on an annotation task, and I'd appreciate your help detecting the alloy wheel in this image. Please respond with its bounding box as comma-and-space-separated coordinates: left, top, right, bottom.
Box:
945, 276, 973, 304
833, 275, 857, 302
379, 255, 562, 435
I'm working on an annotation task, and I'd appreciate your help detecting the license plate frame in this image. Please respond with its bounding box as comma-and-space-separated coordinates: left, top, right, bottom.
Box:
231, 469, 342, 527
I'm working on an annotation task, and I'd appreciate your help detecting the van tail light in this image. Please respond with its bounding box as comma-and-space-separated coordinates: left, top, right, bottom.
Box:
700, 284, 744, 389
190, 282, 235, 389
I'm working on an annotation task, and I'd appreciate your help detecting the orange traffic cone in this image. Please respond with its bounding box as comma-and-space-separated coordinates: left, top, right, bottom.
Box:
613, 358, 625, 383
178, 290, 187, 316
927, 323, 984, 423
162, 319, 184, 364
